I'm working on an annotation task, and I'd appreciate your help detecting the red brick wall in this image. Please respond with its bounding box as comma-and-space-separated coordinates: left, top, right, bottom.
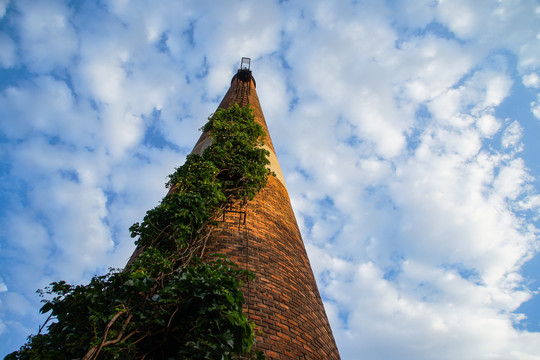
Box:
199, 70, 341, 359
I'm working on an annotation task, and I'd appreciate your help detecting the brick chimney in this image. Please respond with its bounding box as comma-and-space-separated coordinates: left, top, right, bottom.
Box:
193, 58, 341, 359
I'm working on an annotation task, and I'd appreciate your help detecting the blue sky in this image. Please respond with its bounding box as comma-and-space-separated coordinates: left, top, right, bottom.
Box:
0, 0, 539, 359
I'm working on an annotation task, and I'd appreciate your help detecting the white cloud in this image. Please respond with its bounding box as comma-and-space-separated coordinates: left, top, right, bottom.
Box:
523, 73, 540, 88
434, 0, 540, 82
483, 75, 512, 108
532, 94, 540, 121
82, 56, 128, 104
476, 113, 501, 137
493, 158, 530, 201
0, 76, 91, 141
502, 120, 524, 150
15, 0, 77, 72
518, 37, 540, 73
400, 36, 473, 102
427, 69, 511, 135
436, 0, 491, 39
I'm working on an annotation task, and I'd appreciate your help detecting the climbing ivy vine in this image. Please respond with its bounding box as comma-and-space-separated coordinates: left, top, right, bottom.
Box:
6, 104, 271, 360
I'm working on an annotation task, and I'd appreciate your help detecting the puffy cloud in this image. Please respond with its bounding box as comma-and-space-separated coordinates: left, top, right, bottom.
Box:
523, 73, 540, 88
476, 114, 501, 137
15, 0, 77, 72
399, 35, 473, 102
502, 120, 524, 151
436, 0, 482, 39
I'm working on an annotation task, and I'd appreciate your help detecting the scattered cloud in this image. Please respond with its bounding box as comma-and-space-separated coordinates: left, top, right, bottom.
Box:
1, 1, 539, 359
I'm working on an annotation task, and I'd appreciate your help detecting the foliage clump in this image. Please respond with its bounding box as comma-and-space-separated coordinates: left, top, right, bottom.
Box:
6, 104, 271, 360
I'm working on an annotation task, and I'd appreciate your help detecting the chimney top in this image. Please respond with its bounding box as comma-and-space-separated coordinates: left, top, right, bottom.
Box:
232, 57, 255, 87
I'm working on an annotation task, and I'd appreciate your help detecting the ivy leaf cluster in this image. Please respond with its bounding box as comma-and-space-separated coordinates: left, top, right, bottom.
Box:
6, 104, 270, 360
